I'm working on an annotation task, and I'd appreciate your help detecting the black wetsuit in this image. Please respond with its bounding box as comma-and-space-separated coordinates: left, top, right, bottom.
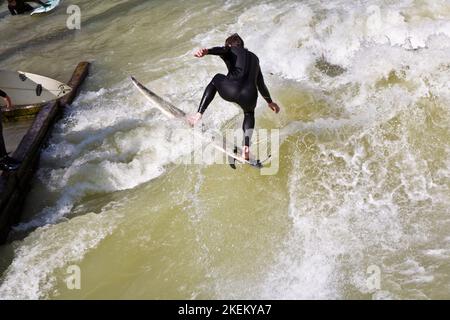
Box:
198, 46, 273, 147
8, 1, 46, 15
0, 90, 8, 157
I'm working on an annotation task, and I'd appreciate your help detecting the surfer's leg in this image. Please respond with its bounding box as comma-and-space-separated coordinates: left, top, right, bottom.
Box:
215, 75, 240, 103
243, 112, 255, 147
197, 81, 217, 114
198, 74, 225, 114
237, 85, 257, 160
198, 74, 227, 114
198, 74, 240, 114
242, 112, 255, 160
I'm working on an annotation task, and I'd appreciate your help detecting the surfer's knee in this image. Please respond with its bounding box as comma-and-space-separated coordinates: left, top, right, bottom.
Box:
212, 74, 226, 86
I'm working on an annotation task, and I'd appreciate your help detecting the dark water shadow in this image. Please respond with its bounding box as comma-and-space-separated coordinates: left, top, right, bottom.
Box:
0, 10, 8, 20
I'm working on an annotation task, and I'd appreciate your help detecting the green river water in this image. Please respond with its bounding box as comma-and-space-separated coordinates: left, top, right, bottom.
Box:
0, 0, 449, 299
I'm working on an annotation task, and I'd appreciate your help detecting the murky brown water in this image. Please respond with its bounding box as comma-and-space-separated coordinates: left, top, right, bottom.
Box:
0, 0, 449, 299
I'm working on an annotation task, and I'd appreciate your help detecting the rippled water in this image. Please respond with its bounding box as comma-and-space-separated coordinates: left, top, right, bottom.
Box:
0, 0, 449, 299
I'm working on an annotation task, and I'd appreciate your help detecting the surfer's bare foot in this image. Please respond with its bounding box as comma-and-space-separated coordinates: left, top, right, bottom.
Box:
268, 102, 280, 113
187, 112, 202, 126
243, 146, 250, 161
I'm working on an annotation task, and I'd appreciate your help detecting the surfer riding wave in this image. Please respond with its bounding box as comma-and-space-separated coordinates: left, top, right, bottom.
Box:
188, 34, 280, 160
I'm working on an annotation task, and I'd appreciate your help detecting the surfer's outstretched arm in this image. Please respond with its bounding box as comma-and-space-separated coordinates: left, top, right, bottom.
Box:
194, 46, 230, 58
257, 68, 272, 103
257, 67, 280, 113
206, 46, 230, 56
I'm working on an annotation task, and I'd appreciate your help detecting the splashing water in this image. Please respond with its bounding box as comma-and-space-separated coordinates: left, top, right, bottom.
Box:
0, 0, 449, 299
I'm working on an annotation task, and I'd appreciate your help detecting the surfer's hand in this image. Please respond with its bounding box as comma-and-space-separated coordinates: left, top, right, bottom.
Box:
268, 102, 280, 114
194, 48, 208, 58
187, 112, 202, 126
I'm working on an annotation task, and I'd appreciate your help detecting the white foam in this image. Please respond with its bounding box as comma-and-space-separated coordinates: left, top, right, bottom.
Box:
186, 0, 450, 299
0, 209, 121, 300
14, 78, 205, 230
2, 0, 450, 300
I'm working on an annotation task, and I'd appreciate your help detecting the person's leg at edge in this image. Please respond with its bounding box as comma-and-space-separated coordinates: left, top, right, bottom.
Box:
0, 116, 21, 171
0, 118, 7, 158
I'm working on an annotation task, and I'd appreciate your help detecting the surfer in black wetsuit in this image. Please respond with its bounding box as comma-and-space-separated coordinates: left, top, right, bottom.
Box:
189, 33, 280, 160
0, 89, 21, 171
7, 0, 49, 15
